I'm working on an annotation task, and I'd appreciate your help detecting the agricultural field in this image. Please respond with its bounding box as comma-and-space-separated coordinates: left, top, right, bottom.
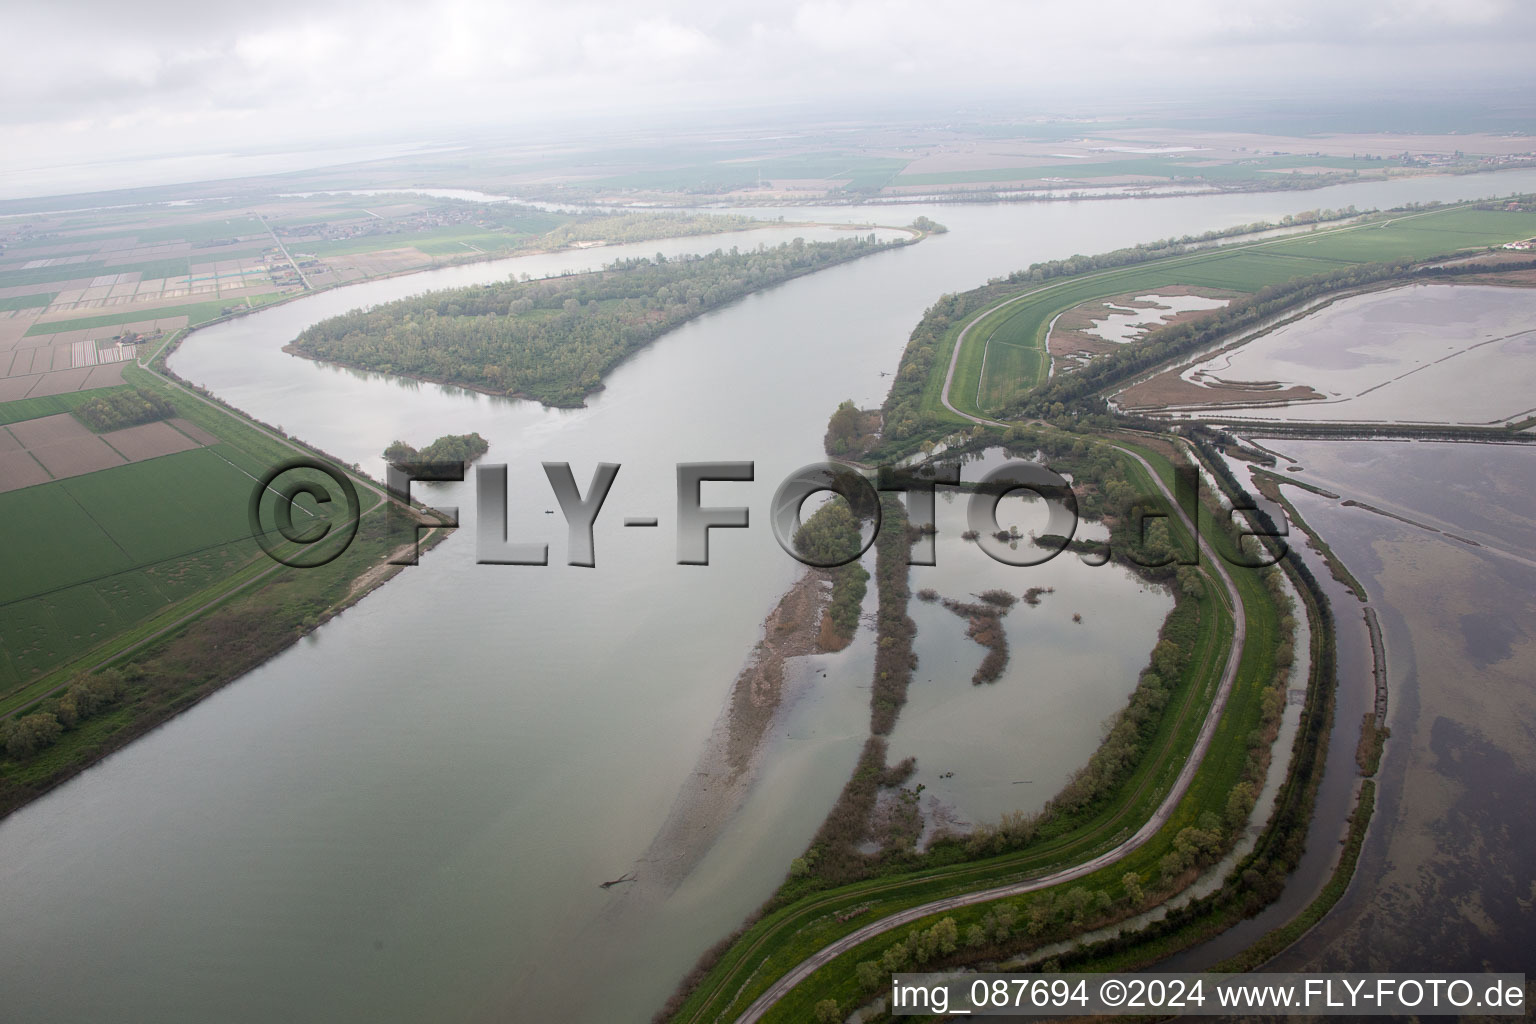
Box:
0, 448, 257, 687
0, 364, 377, 706
942, 203, 1536, 417
0, 188, 781, 349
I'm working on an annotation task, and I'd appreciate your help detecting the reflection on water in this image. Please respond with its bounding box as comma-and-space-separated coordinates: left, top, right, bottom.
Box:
893, 457, 1171, 828
1263, 440, 1536, 973
1183, 284, 1536, 424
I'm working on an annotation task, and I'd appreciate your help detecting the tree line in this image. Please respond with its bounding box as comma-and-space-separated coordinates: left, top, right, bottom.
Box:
291, 236, 905, 407
1041, 437, 1339, 973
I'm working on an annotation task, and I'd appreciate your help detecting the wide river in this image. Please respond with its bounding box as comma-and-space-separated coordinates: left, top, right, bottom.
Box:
4, 170, 1536, 1023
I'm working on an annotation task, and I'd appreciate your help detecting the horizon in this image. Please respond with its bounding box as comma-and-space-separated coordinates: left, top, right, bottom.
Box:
5, 0, 1536, 199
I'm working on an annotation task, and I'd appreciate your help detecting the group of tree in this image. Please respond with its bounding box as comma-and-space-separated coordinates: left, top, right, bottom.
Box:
73, 387, 177, 432
383, 432, 490, 466
1, 670, 126, 761
292, 236, 903, 407
776, 494, 919, 894
869, 494, 918, 736
823, 399, 884, 457
793, 498, 871, 648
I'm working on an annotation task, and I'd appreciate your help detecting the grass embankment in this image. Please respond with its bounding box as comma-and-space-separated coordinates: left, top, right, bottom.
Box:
664, 438, 1288, 1023
750, 442, 1293, 1024
686, 202, 1505, 1019
881, 203, 1536, 434
981, 436, 1341, 983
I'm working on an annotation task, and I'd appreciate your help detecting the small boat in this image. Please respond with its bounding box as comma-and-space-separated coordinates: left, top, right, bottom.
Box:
545, 509, 555, 514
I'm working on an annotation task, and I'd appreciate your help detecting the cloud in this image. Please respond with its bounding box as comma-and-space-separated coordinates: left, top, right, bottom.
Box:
1, 0, 1533, 189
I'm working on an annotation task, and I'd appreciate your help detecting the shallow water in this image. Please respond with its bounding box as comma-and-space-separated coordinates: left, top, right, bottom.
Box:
1181, 284, 1536, 424
894, 481, 1171, 828
1083, 293, 1231, 345
1262, 440, 1536, 973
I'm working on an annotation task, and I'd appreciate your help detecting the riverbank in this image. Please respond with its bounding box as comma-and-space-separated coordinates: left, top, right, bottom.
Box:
0, 360, 454, 819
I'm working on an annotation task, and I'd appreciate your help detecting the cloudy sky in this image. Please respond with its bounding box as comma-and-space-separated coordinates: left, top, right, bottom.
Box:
4, 0, 1534, 195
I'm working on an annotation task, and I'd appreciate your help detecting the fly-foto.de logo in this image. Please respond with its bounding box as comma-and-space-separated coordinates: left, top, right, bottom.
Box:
249, 457, 1287, 573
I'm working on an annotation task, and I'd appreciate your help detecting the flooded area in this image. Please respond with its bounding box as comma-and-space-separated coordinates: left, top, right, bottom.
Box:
1053, 289, 1234, 374
1080, 293, 1231, 345
1258, 441, 1536, 972
891, 453, 1174, 829
1178, 283, 1536, 424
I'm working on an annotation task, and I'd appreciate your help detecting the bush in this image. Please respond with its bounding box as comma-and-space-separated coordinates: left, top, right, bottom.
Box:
4, 712, 62, 758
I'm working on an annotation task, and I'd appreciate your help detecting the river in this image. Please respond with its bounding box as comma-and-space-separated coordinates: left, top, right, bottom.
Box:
2, 170, 1535, 1023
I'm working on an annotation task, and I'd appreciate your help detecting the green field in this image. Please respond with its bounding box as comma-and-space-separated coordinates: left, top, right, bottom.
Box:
124, 216, 269, 245
0, 390, 104, 425
936, 204, 1536, 418
0, 366, 373, 701
0, 264, 114, 290
0, 343, 416, 816
0, 253, 235, 292
975, 332, 1046, 410
24, 295, 282, 336
0, 443, 252, 690
121, 256, 193, 281
0, 293, 56, 312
